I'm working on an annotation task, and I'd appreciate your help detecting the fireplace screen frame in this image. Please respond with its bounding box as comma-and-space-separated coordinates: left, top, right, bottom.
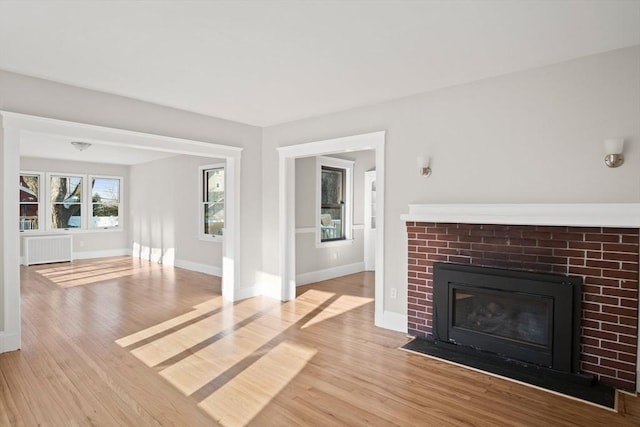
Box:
433, 262, 582, 373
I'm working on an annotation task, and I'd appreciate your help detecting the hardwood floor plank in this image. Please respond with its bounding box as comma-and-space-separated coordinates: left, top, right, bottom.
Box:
0, 257, 638, 426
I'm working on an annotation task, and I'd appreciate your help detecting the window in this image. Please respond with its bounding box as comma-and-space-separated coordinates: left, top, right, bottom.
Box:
317, 156, 353, 245
90, 177, 121, 228
19, 171, 123, 232
200, 164, 225, 239
19, 173, 42, 231
50, 174, 83, 229
321, 166, 345, 241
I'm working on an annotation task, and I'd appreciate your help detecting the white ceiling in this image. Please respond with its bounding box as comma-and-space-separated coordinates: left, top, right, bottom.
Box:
19, 131, 180, 165
0, 1, 639, 127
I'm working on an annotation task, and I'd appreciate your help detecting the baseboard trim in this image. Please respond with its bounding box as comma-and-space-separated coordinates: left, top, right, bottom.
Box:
0, 331, 21, 353
379, 310, 408, 333
174, 259, 222, 277
295, 227, 316, 234
73, 248, 132, 260
233, 285, 261, 301
296, 262, 365, 286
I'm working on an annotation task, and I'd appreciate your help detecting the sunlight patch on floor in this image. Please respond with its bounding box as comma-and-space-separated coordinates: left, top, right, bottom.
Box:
115, 286, 367, 423
36, 258, 148, 288
301, 294, 373, 329
198, 340, 317, 426
158, 290, 334, 396
116, 296, 223, 348
131, 298, 275, 367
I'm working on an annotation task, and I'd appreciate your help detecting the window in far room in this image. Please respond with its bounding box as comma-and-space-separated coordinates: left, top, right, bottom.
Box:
317, 156, 353, 245
200, 164, 225, 239
50, 174, 83, 229
20, 171, 123, 232
19, 172, 42, 231
90, 176, 121, 229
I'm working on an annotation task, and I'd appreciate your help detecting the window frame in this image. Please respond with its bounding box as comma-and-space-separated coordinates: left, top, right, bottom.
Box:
315, 156, 354, 248
47, 172, 86, 231
88, 175, 123, 230
199, 163, 225, 242
19, 171, 44, 233
18, 171, 123, 234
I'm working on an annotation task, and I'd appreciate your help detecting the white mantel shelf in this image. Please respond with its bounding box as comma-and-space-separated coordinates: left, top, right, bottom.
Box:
401, 204, 640, 228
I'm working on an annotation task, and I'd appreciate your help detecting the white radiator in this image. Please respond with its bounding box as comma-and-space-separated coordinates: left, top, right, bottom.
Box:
23, 235, 73, 266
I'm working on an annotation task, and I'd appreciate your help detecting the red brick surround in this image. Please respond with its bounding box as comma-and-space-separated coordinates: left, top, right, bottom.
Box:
407, 222, 639, 391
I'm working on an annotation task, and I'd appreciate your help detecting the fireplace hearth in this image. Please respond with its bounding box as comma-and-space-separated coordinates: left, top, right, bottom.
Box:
433, 262, 582, 373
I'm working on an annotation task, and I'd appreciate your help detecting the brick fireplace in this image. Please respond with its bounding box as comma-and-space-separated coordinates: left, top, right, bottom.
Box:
403, 204, 640, 391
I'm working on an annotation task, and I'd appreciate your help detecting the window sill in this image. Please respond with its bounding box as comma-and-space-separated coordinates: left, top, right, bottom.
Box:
316, 238, 354, 249
199, 235, 223, 243
20, 228, 123, 235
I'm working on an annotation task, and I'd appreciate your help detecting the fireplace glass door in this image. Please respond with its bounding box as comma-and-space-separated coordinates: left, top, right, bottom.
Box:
452, 288, 552, 348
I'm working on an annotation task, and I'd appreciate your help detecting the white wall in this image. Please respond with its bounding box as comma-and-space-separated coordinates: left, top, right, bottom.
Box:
294, 151, 375, 280
262, 46, 640, 315
129, 155, 223, 275
19, 157, 130, 258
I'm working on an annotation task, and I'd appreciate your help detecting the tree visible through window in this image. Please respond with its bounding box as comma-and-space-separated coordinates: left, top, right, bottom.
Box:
321, 166, 345, 241
203, 166, 224, 236
50, 175, 82, 229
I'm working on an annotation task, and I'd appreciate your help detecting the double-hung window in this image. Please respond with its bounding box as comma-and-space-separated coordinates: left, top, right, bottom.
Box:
200, 164, 225, 239
50, 174, 83, 229
317, 156, 353, 245
90, 176, 121, 229
19, 172, 43, 231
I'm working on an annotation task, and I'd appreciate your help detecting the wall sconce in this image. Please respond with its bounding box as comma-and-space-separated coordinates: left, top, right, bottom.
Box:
417, 156, 431, 177
70, 141, 92, 151
604, 138, 624, 168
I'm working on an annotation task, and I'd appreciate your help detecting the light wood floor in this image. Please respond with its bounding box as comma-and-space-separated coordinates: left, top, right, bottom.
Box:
1, 257, 639, 426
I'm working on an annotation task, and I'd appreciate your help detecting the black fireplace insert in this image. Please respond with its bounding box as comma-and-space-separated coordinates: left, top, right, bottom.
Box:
433, 262, 582, 373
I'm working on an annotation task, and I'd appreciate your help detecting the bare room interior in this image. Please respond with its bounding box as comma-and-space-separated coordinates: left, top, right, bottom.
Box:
1, 1, 639, 425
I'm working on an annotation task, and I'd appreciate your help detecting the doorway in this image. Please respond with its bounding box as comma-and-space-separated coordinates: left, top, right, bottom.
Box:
0, 111, 242, 353
277, 131, 387, 329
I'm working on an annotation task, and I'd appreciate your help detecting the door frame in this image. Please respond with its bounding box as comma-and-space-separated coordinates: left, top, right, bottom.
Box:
0, 111, 243, 353
277, 131, 387, 328
364, 169, 376, 271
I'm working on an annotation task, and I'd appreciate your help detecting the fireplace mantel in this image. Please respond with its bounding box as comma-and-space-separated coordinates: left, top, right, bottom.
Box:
401, 203, 640, 228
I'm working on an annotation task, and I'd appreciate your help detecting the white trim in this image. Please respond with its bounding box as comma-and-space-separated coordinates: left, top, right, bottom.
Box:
353, 223, 365, 230
73, 248, 131, 260
1, 123, 22, 351
174, 259, 222, 277
315, 239, 354, 248
401, 203, 640, 227
296, 262, 365, 286
222, 155, 242, 301
233, 284, 262, 301
381, 310, 408, 333
295, 227, 316, 234
1, 111, 243, 157
0, 331, 20, 353
278, 130, 386, 328
316, 156, 354, 246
